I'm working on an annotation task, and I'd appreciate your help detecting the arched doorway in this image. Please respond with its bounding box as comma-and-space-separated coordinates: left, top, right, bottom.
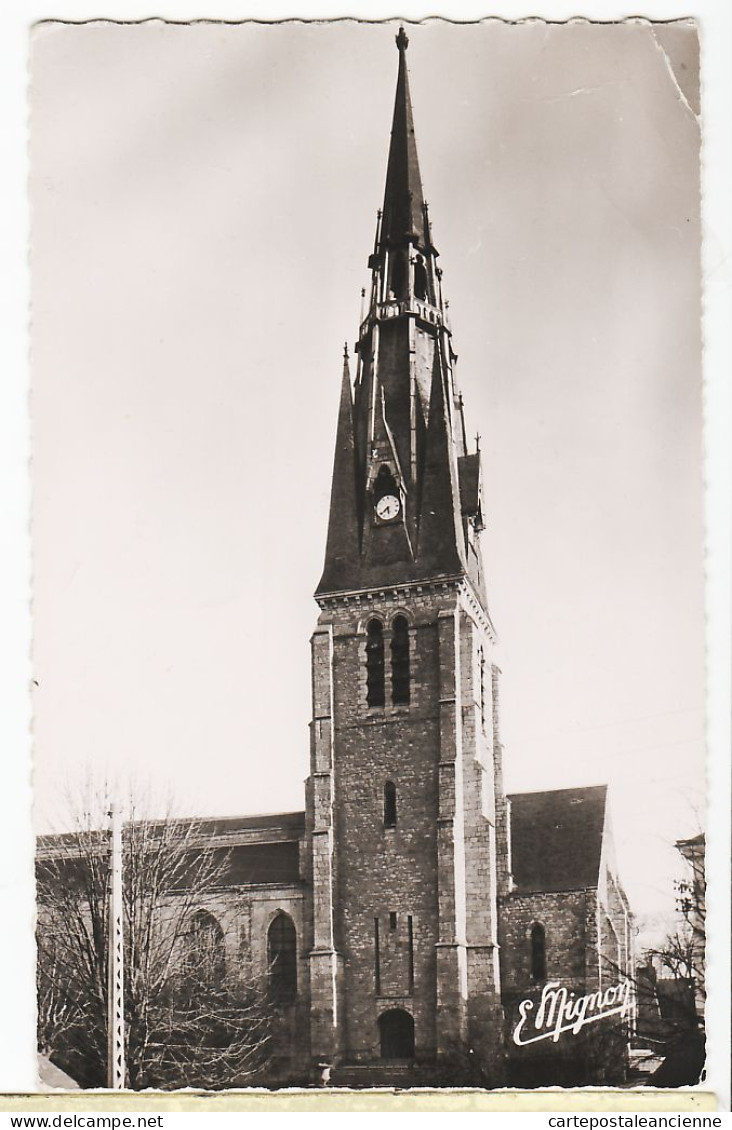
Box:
378, 1008, 415, 1059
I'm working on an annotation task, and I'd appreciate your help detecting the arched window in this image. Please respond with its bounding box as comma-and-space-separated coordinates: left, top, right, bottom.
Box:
366, 619, 385, 708
267, 912, 297, 1003
389, 252, 406, 301
373, 464, 398, 505
391, 615, 410, 705
384, 781, 397, 828
378, 1009, 415, 1059
414, 254, 428, 301
185, 909, 226, 988
530, 923, 547, 982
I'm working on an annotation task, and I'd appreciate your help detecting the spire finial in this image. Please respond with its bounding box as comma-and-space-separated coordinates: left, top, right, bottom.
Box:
380, 23, 426, 252
343, 341, 349, 361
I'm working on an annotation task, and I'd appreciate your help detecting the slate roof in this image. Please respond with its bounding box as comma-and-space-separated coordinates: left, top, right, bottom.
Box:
381, 27, 428, 251
315, 32, 491, 623
205, 838, 302, 888
197, 811, 305, 887
186, 810, 305, 842
37, 811, 306, 891
458, 453, 481, 517
508, 785, 608, 894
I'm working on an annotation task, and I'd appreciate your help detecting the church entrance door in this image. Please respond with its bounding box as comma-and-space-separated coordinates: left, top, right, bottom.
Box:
378, 1009, 415, 1059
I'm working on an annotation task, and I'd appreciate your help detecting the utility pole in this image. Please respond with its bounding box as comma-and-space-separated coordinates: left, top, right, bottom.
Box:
107, 804, 125, 1089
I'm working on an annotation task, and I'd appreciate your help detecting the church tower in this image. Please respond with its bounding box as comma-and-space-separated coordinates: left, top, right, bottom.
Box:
305, 28, 508, 1080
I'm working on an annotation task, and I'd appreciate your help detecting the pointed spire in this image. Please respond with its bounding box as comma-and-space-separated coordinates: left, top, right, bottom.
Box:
316, 29, 490, 616
380, 25, 427, 251
316, 351, 361, 596
417, 347, 466, 577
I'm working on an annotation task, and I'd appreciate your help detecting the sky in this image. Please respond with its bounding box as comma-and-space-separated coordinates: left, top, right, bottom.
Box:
30, 19, 704, 939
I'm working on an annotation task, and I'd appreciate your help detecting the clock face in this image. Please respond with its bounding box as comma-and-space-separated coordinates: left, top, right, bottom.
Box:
375, 493, 401, 521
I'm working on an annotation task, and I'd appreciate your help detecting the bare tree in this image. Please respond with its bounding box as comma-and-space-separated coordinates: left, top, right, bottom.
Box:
659, 863, 705, 999
645, 927, 704, 1010
639, 847, 705, 1087
643, 836, 705, 1023
592, 836, 706, 1088
36, 784, 272, 1089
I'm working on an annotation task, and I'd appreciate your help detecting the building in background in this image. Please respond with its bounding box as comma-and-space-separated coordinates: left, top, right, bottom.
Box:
675, 832, 705, 1021
632, 833, 705, 1087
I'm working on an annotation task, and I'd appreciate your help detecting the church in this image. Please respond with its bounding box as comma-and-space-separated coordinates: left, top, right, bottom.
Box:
37, 28, 634, 1090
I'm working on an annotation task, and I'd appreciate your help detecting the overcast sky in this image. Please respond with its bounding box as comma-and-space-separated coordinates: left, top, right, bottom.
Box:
31, 19, 703, 937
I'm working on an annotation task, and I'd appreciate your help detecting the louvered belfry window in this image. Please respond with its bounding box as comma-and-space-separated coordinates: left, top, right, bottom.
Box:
366, 619, 386, 707
391, 615, 410, 705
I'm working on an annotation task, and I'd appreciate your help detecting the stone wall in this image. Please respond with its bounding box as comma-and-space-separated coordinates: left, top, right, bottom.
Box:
307, 578, 505, 1075
499, 889, 591, 999
499, 878, 632, 1085
157, 880, 309, 1083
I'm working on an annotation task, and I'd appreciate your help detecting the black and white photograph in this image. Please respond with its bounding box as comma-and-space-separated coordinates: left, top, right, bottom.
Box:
29, 18, 709, 1094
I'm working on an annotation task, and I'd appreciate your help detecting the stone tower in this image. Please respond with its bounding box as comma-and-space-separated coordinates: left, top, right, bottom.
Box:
305, 28, 508, 1080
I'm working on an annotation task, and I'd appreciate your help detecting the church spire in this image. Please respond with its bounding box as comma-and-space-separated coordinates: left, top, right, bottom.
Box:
317, 29, 489, 617
380, 27, 427, 253
317, 347, 361, 595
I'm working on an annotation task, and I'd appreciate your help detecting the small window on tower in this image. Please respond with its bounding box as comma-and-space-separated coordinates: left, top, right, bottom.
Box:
389, 912, 397, 932
384, 781, 397, 828
391, 615, 410, 705
530, 923, 547, 982
374, 465, 398, 504
414, 254, 428, 301
390, 253, 406, 301
366, 619, 386, 708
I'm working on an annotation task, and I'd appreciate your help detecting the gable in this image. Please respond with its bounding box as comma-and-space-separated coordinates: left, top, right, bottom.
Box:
508, 785, 607, 894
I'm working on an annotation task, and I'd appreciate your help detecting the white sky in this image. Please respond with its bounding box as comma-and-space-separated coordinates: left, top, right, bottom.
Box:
30, 19, 705, 940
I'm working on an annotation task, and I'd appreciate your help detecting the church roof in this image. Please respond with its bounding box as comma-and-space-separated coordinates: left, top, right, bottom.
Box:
507, 785, 608, 894
197, 810, 305, 888
185, 810, 305, 842
36, 810, 306, 892
213, 839, 301, 887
